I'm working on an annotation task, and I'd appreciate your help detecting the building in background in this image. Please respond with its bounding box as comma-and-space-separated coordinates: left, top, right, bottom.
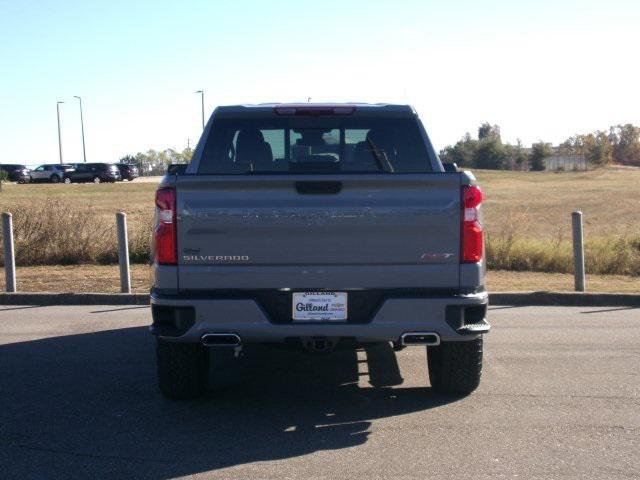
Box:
544, 152, 587, 171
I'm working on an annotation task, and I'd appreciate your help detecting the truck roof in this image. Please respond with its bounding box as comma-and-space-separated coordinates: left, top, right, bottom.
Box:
213, 103, 417, 119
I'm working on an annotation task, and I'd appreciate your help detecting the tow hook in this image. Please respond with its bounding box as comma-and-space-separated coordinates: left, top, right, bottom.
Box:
301, 337, 338, 353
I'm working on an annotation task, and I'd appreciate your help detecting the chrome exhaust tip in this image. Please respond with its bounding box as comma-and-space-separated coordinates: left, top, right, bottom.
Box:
201, 333, 242, 347
400, 332, 441, 346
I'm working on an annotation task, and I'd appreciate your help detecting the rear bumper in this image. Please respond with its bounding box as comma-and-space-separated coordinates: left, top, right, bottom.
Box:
150, 289, 489, 344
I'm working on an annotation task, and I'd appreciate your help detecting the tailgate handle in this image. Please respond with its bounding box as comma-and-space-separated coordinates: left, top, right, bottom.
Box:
295, 181, 342, 195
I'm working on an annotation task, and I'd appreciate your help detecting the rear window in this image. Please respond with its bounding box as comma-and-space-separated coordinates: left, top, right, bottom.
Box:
198, 117, 432, 174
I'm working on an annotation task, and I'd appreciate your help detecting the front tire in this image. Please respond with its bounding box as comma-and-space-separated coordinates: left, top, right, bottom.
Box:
156, 339, 209, 400
427, 338, 483, 395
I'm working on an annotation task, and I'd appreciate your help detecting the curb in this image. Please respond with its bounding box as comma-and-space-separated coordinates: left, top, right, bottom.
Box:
0, 291, 638, 307
0, 293, 149, 306
489, 291, 640, 307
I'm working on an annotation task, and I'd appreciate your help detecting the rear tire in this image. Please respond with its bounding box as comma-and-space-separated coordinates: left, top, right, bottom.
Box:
50, 174, 60, 183
156, 339, 209, 400
427, 338, 483, 395
93, 176, 101, 183
63, 176, 72, 184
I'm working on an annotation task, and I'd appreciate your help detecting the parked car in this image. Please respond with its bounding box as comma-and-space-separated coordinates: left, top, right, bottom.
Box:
150, 103, 489, 400
0, 164, 31, 183
117, 163, 139, 181
29, 164, 75, 183
67, 163, 121, 183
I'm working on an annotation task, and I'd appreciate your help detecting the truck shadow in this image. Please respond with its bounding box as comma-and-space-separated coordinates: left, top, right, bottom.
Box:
1, 327, 458, 478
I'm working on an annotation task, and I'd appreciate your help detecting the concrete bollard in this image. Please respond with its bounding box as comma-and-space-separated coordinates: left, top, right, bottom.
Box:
116, 212, 131, 294
2, 212, 17, 293
572, 211, 586, 292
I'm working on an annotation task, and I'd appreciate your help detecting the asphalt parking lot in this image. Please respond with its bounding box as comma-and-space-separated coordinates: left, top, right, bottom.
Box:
1, 305, 639, 479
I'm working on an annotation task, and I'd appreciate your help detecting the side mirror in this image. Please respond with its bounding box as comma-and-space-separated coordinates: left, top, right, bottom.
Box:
443, 162, 458, 172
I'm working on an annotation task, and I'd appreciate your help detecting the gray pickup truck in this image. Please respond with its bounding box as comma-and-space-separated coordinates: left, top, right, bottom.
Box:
151, 103, 489, 399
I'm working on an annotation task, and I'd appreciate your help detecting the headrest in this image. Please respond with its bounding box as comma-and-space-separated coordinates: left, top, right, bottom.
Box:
237, 129, 265, 147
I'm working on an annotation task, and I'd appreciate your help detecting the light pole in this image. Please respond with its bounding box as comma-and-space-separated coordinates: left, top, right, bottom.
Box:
195, 90, 204, 130
56, 101, 64, 164
73, 96, 87, 162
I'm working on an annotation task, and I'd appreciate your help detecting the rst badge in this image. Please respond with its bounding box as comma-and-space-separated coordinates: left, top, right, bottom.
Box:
420, 253, 455, 262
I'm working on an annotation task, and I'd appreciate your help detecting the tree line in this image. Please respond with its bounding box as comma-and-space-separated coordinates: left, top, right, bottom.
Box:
118, 123, 640, 174
440, 123, 640, 171
119, 147, 193, 175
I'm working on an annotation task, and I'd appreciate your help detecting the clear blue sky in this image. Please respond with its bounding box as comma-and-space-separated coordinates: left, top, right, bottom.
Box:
1, 0, 638, 165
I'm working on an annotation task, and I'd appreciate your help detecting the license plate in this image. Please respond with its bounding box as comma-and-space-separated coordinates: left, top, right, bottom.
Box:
292, 292, 348, 321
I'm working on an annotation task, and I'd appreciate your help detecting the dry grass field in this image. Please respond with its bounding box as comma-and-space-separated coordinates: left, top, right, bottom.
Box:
476, 167, 640, 239
0, 179, 155, 227
0, 180, 155, 264
475, 167, 640, 275
0, 167, 639, 283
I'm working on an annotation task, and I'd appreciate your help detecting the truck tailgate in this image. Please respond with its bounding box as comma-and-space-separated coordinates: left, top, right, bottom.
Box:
176, 174, 461, 290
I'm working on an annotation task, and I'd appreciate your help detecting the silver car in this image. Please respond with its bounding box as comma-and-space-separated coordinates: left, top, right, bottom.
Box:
29, 164, 75, 183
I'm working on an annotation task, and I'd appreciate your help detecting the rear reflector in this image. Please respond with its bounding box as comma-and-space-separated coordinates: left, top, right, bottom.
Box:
154, 187, 177, 265
461, 185, 483, 263
274, 105, 356, 116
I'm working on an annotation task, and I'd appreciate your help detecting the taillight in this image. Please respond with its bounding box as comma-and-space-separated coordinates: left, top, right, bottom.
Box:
154, 187, 177, 265
461, 185, 483, 263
